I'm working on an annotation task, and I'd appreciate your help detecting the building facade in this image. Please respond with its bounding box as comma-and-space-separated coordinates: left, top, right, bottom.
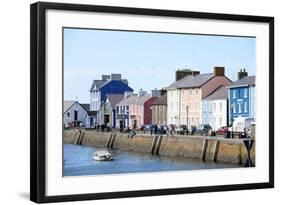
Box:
202, 86, 229, 131
151, 94, 167, 125
228, 75, 255, 130
115, 92, 156, 129
99, 94, 124, 128
89, 74, 133, 125
166, 67, 232, 128
64, 101, 89, 128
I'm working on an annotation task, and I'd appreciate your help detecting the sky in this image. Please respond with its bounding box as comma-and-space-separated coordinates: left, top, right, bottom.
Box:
64, 28, 256, 103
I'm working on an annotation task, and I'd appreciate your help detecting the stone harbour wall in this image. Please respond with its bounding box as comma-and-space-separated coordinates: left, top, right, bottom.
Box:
64, 129, 255, 165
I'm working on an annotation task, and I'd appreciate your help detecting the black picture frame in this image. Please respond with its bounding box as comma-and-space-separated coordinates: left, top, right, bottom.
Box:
30, 2, 274, 203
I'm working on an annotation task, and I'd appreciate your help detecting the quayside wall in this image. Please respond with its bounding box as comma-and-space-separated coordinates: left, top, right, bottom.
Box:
64, 129, 255, 165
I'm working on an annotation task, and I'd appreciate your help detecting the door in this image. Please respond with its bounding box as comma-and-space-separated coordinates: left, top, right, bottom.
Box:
74, 110, 78, 121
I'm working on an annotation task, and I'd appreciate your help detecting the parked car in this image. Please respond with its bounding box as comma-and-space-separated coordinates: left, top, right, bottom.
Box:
194, 124, 212, 136
216, 126, 229, 134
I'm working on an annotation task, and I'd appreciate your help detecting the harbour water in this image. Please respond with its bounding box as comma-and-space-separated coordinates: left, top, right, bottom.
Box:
63, 144, 242, 176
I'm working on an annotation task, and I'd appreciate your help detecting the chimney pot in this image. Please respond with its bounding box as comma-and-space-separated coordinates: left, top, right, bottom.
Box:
237, 69, 248, 80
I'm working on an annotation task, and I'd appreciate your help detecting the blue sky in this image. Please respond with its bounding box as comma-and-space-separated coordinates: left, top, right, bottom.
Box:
64, 28, 256, 103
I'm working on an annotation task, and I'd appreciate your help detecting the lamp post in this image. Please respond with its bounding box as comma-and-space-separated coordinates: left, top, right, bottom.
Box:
231, 103, 235, 139
186, 106, 189, 135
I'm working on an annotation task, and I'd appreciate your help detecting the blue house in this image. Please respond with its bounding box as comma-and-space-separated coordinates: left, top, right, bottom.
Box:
89, 74, 133, 126
228, 75, 255, 130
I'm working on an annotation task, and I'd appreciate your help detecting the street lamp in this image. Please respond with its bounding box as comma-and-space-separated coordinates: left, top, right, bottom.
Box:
231, 103, 235, 138
186, 106, 189, 135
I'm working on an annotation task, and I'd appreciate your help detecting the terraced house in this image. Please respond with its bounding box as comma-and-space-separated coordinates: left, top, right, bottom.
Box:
89, 74, 133, 126
166, 67, 232, 128
228, 70, 255, 130
115, 90, 157, 129
202, 86, 230, 131
151, 94, 167, 125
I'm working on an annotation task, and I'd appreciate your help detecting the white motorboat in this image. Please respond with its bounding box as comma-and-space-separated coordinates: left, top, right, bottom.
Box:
93, 150, 113, 161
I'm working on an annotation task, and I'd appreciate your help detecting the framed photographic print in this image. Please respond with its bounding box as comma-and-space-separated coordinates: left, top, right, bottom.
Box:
30, 2, 274, 203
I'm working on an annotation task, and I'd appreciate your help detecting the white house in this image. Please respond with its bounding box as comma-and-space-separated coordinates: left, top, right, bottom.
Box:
202, 86, 229, 131
166, 89, 181, 125
64, 101, 89, 128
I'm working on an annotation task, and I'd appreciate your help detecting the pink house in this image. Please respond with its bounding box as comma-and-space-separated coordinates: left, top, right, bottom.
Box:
116, 94, 156, 129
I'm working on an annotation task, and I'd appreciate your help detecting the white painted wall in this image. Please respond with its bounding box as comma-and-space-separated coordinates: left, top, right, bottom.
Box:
212, 99, 228, 130
203, 99, 228, 131
90, 90, 101, 111
64, 102, 88, 127
167, 89, 180, 125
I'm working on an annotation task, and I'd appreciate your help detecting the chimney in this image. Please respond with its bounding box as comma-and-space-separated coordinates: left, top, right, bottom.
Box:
110, 73, 121, 80
101, 75, 110, 81
151, 89, 161, 97
139, 88, 147, 96
213, 66, 225, 76
175, 69, 200, 81
237, 69, 248, 80
160, 89, 167, 96
191, 71, 200, 76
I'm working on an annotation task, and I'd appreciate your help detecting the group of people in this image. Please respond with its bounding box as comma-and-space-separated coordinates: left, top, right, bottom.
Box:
93, 123, 111, 132
91, 122, 198, 137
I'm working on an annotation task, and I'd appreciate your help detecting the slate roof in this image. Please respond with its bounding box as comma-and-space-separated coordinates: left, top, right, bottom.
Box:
166, 73, 214, 89
89, 80, 107, 91
106, 94, 124, 107
151, 94, 167, 106
229, 76, 255, 87
204, 86, 228, 100
80, 104, 90, 111
89, 78, 131, 92
116, 94, 151, 106
64, 101, 91, 114
81, 103, 97, 116
64, 101, 76, 112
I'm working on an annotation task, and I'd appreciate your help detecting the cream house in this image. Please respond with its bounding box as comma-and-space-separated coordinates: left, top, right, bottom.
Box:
166, 67, 232, 128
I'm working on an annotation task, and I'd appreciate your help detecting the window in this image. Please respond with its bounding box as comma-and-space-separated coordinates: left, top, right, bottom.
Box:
219, 102, 222, 111
189, 89, 192, 95
238, 89, 242, 99
233, 90, 236, 98
67, 112, 70, 117
238, 102, 242, 113
244, 101, 248, 112
116, 106, 119, 114
245, 88, 248, 98
232, 104, 236, 113
196, 88, 198, 95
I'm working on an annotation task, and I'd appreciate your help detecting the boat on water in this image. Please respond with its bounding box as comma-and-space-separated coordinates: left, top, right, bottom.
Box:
93, 150, 113, 161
